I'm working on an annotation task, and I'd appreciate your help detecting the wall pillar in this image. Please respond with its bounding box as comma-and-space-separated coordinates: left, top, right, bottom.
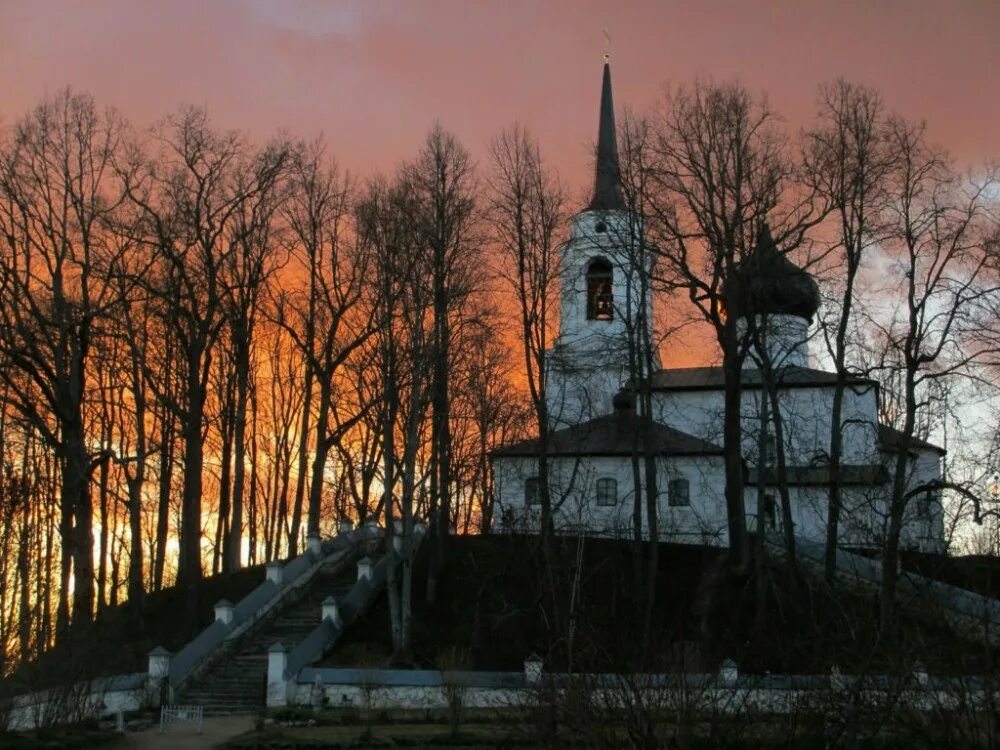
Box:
719, 658, 739, 686
524, 654, 543, 684
267, 643, 289, 707
147, 646, 171, 706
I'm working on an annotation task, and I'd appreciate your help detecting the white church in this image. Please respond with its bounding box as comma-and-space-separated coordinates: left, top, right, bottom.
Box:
491, 61, 945, 553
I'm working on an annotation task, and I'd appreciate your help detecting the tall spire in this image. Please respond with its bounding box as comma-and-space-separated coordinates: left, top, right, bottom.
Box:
588, 58, 625, 212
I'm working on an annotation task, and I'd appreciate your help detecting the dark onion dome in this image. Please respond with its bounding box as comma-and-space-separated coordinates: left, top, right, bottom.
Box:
722, 223, 820, 322
612, 388, 634, 412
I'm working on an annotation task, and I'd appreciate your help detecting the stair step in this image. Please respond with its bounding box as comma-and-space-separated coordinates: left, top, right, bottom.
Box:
180, 550, 376, 709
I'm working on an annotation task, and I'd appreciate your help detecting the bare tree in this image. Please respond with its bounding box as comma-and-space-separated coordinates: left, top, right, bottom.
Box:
120, 107, 287, 621
487, 124, 565, 535
219, 136, 291, 571
804, 79, 894, 582
647, 81, 819, 567
274, 140, 374, 549
450, 310, 530, 533
0, 90, 134, 627
404, 125, 480, 604
870, 116, 999, 631
359, 175, 429, 659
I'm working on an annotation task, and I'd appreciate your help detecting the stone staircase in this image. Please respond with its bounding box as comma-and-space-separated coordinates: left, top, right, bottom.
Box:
182, 563, 358, 715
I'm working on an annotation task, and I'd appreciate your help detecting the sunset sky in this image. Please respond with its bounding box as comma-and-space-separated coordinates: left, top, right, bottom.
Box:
2, 0, 998, 207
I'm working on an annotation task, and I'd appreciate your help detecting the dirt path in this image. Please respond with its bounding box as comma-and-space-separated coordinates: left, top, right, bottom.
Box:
118, 715, 254, 748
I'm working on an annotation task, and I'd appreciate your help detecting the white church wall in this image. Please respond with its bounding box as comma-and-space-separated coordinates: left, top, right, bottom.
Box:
546, 353, 624, 429
896, 448, 946, 553
493, 454, 728, 545
652, 390, 727, 447
651, 382, 882, 468
743, 485, 884, 549
740, 315, 810, 369
494, 444, 941, 551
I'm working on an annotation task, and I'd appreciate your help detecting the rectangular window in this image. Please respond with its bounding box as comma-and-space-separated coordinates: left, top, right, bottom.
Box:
764, 494, 777, 530
596, 477, 618, 507
525, 477, 540, 506
762, 434, 776, 466
918, 488, 938, 519
668, 478, 690, 507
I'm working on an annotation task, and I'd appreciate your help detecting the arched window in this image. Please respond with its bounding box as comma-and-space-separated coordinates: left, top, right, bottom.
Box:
586, 258, 614, 320
596, 477, 617, 507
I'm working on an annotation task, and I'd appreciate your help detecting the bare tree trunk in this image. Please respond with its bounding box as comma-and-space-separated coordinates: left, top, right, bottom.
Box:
154, 407, 174, 592
64, 416, 95, 624
178, 343, 206, 613
306, 382, 333, 538
18, 460, 32, 660
288, 262, 316, 556
228, 327, 252, 571
215, 372, 234, 574
96, 374, 114, 612
722, 326, 749, 569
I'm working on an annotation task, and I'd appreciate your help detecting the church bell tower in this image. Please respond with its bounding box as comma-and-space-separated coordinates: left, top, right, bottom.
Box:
546, 59, 657, 428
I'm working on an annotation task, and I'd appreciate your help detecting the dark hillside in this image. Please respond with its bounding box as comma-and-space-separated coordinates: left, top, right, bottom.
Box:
902, 550, 1000, 598
7, 536, 1000, 699
2, 564, 265, 694
326, 535, 999, 677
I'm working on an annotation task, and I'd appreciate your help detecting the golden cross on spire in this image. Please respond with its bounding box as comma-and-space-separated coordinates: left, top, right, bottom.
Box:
603, 29, 611, 62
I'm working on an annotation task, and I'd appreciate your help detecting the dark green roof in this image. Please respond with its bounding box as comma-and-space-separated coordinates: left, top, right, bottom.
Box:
492, 413, 723, 458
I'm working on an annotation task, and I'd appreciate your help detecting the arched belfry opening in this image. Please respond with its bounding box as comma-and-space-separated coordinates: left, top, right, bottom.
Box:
586, 257, 614, 320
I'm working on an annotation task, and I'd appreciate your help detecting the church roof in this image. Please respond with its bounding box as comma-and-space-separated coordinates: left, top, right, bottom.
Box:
878, 423, 946, 456
650, 365, 876, 391
492, 413, 723, 458
587, 60, 625, 212
722, 223, 821, 322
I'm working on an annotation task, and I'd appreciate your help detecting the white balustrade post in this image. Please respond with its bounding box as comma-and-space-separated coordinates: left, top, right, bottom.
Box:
321, 596, 342, 627
524, 653, 543, 684
830, 665, 847, 692
307, 531, 322, 556
267, 643, 289, 707
266, 561, 284, 585
214, 599, 234, 626
719, 658, 739, 686
311, 674, 325, 710
339, 517, 353, 536
357, 557, 374, 582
